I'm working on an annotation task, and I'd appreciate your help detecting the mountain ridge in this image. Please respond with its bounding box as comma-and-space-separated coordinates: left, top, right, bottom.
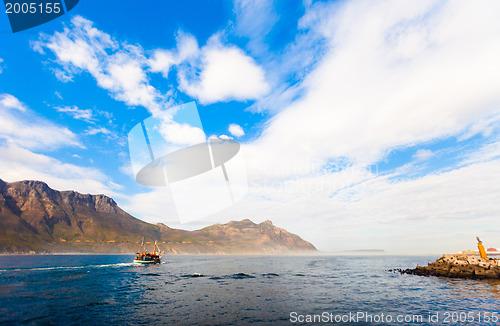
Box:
0, 178, 317, 254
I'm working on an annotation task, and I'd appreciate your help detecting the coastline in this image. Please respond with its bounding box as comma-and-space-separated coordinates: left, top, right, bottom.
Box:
0, 251, 322, 256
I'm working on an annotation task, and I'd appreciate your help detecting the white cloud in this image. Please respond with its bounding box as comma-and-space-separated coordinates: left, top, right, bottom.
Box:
121, 136, 500, 251
35, 16, 268, 107
148, 31, 199, 78
0, 94, 81, 150
203, 134, 233, 140
148, 50, 177, 78
233, 0, 277, 55
120, 188, 179, 224
150, 28, 271, 105
33, 16, 168, 114
246, 0, 500, 178
459, 138, 500, 166
228, 124, 245, 137
55, 105, 95, 122
414, 149, 433, 161
0, 58, 4, 73
118, 161, 134, 178
212, 0, 500, 252
0, 143, 117, 196
178, 39, 270, 104
18, 2, 500, 255
158, 120, 206, 146
214, 149, 500, 253
0, 94, 118, 196
458, 111, 500, 141
237, 1, 330, 114
149, 29, 271, 105
0, 94, 26, 111
84, 126, 112, 136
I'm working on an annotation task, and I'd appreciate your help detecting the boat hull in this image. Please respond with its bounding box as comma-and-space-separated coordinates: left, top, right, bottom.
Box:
133, 259, 160, 264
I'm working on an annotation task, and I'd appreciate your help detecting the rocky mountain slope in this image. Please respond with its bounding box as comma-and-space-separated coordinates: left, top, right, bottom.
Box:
0, 178, 316, 254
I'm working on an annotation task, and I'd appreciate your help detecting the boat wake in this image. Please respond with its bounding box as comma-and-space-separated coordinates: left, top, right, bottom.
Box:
0, 262, 135, 272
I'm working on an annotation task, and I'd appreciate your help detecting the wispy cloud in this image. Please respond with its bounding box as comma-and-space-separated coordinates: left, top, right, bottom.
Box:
0, 93, 26, 111
0, 94, 81, 150
148, 30, 199, 78
120, 188, 179, 224
0, 143, 118, 196
32, 16, 170, 114
233, 0, 278, 56
34, 15, 270, 108
55, 105, 95, 122
413, 149, 433, 161
246, 0, 500, 178
18, 1, 500, 253
218, 151, 500, 253
84, 126, 112, 136
0, 94, 118, 196
229, 0, 500, 252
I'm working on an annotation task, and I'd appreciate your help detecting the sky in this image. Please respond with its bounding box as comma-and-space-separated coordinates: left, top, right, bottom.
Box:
0, 0, 499, 254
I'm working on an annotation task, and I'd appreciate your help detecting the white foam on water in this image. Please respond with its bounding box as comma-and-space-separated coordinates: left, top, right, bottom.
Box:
0, 262, 135, 272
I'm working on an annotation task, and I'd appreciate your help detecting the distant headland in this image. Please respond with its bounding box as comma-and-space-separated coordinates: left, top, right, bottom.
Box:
0, 178, 316, 255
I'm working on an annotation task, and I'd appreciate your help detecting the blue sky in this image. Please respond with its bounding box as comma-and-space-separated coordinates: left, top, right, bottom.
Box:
1, 0, 500, 253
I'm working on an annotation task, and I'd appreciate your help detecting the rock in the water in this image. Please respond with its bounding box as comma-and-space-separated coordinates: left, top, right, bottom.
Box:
395, 254, 500, 279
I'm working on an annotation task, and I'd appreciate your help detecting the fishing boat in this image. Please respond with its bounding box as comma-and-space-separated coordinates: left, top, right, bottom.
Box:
133, 238, 162, 264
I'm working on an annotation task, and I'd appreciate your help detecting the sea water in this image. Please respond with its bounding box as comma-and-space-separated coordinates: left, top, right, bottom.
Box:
1, 255, 499, 325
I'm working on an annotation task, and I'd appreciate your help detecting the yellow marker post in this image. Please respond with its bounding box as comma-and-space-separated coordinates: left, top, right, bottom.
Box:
477, 237, 488, 259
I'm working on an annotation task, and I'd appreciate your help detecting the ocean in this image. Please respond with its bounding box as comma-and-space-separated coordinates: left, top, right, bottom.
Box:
0, 255, 499, 325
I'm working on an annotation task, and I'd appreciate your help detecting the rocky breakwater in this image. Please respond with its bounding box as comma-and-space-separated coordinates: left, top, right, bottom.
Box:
398, 254, 500, 279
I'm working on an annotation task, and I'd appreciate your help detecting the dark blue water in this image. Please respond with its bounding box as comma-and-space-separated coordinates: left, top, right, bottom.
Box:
1, 255, 499, 325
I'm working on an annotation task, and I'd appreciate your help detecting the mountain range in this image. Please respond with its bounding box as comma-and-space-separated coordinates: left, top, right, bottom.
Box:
0, 178, 316, 254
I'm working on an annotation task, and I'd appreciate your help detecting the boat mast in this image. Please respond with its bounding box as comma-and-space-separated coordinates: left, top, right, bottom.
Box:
153, 241, 157, 255
140, 237, 144, 254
